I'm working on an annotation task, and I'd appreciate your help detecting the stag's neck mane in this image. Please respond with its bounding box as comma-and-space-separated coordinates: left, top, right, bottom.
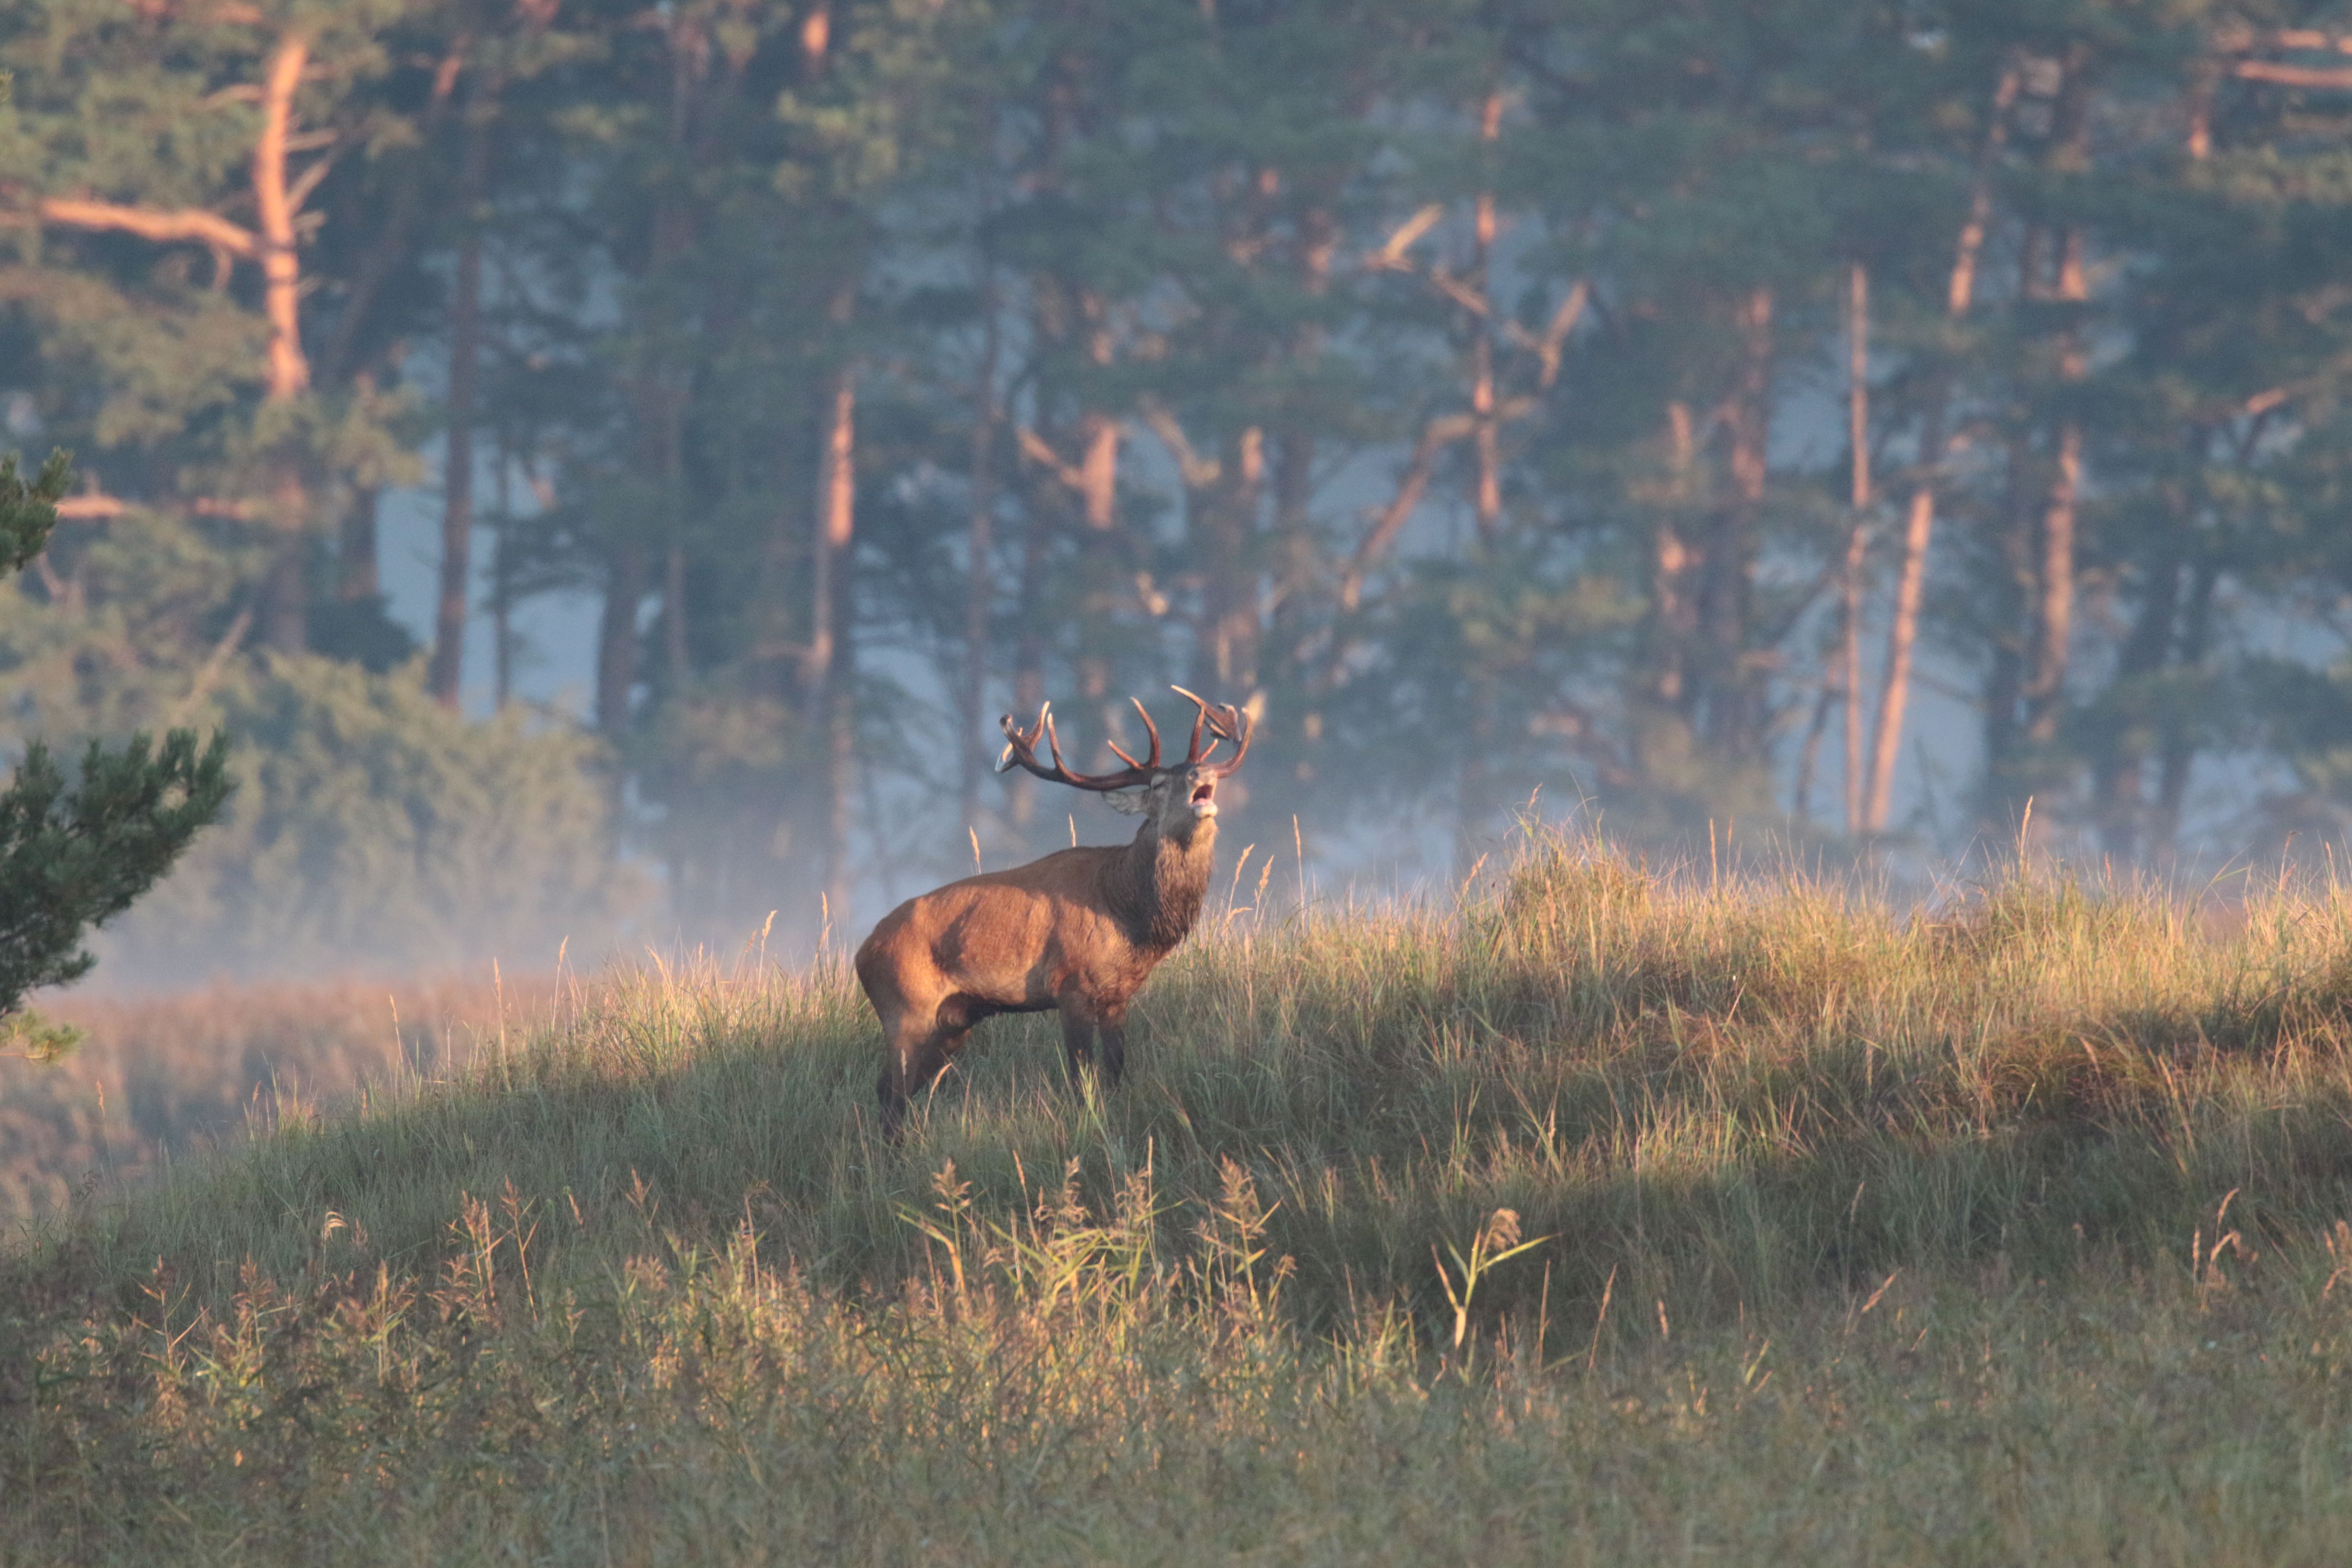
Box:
1108, 818, 1216, 952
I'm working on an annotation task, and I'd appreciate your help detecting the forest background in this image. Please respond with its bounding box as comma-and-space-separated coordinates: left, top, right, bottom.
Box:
3, 0, 2351, 980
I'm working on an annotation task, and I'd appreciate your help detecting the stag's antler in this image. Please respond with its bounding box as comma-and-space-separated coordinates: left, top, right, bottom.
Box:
1170, 686, 1254, 777
998, 690, 1253, 790
996, 698, 1161, 791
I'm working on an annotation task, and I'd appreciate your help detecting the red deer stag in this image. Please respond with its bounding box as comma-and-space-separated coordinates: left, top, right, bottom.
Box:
855, 687, 1253, 1136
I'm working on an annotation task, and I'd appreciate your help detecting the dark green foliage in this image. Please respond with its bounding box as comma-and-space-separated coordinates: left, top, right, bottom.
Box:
0, 450, 70, 582
0, 445, 234, 1046
0, 729, 230, 1050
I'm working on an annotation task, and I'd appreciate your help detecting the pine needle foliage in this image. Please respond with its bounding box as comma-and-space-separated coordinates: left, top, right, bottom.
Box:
0, 451, 232, 1052
0, 730, 231, 1023
0, 449, 70, 580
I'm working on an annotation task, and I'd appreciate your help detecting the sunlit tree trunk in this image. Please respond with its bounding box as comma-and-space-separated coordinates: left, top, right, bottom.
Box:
809, 361, 858, 919
1840, 260, 1871, 837
1470, 90, 1502, 541
257, 32, 314, 654
1073, 304, 1123, 757
1652, 401, 1697, 715
1865, 57, 2019, 834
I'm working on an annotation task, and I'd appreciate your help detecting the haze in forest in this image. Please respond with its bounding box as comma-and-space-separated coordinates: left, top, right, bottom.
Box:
3, 0, 2351, 982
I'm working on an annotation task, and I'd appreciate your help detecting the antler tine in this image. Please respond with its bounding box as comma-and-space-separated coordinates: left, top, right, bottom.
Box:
995, 701, 1050, 774
1043, 708, 1070, 772
995, 699, 1157, 791
1171, 686, 1254, 777
1106, 695, 1162, 771
1207, 703, 1253, 775
1170, 685, 1214, 765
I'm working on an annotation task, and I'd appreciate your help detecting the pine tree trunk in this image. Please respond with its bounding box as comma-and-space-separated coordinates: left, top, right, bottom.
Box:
337, 487, 380, 604
256, 32, 313, 655
1226, 428, 1264, 687
1009, 493, 1047, 835
596, 542, 644, 735
260, 541, 308, 653
255, 36, 311, 405
2022, 57, 2093, 776
2026, 414, 2080, 747
960, 274, 1001, 839
1270, 201, 1333, 691
1183, 426, 1262, 695
1866, 484, 1933, 833
430, 218, 482, 709
810, 362, 857, 919
2093, 549, 2181, 859
2151, 558, 2218, 856
1795, 678, 1833, 824
491, 437, 514, 710
1702, 286, 1772, 762
1456, 89, 1508, 857
1471, 91, 1502, 540
1980, 441, 2036, 818
1865, 58, 2019, 834
1074, 404, 1122, 756
1840, 261, 1870, 837
1652, 401, 1697, 713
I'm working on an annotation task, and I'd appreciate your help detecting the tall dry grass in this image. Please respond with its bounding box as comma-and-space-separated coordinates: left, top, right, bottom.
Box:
8, 830, 2352, 1564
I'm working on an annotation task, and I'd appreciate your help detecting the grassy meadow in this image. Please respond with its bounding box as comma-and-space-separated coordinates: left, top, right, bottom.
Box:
0, 973, 550, 1227
8, 832, 2352, 1563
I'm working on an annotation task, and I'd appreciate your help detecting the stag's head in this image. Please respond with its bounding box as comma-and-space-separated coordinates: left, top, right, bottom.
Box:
997, 687, 1254, 846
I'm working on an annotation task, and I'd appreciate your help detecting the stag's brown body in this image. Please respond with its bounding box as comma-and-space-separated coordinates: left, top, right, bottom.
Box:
855, 691, 1249, 1137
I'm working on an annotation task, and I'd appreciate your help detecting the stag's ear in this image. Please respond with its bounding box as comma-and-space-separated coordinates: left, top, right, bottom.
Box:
1100, 786, 1151, 815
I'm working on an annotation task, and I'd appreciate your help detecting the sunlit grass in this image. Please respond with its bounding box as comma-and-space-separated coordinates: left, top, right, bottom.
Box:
10, 830, 2352, 1563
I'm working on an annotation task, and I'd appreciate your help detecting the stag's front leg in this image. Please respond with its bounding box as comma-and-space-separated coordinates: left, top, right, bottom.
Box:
878, 1014, 955, 1139
1057, 995, 1130, 1095
1096, 1004, 1128, 1089
1057, 1001, 1097, 1088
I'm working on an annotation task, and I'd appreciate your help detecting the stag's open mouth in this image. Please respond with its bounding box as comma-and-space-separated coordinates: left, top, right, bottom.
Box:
1188, 779, 1218, 817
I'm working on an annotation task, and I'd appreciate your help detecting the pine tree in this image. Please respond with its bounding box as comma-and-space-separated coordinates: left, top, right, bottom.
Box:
0, 453, 230, 1055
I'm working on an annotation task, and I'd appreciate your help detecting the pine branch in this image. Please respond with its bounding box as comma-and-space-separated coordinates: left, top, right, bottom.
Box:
0, 730, 234, 1020
0, 449, 72, 579
36, 196, 257, 257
